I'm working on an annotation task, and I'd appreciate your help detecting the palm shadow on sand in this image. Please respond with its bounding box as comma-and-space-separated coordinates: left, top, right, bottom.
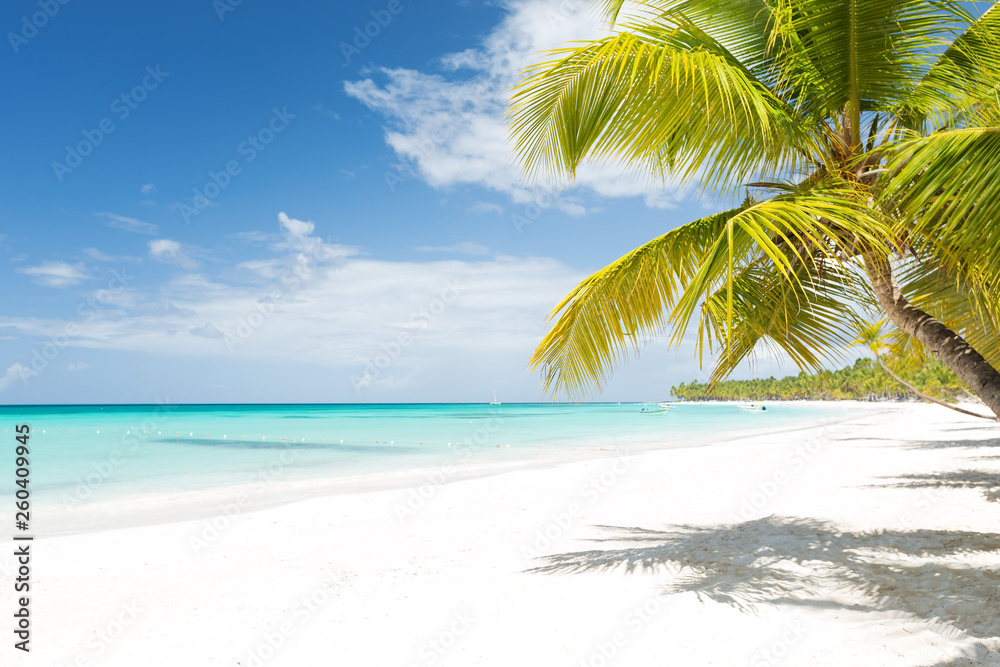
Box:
528, 517, 1000, 646
903, 437, 1000, 451
883, 471, 1000, 503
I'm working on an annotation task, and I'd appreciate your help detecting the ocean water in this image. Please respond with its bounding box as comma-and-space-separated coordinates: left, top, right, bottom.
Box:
1, 402, 852, 512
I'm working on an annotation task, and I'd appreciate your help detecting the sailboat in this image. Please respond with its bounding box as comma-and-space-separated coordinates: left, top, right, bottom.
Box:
490, 390, 501, 405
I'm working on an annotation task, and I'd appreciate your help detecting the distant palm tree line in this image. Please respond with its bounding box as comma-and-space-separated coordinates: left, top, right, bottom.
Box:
671, 358, 966, 403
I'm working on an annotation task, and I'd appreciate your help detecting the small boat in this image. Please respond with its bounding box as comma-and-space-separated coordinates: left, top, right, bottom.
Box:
639, 402, 673, 413
490, 390, 501, 405
738, 403, 767, 413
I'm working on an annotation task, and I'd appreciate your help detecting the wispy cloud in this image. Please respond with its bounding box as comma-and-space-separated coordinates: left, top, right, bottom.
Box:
414, 242, 490, 256
83, 247, 142, 263
226, 231, 276, 244
97, 212, 159, 235
140, 183, 156, 194
0, 212, 584, 395
0, 363, 27, 392
67, 361, 90, 371
190, 323, 225, 339
312, 103, 341, 120
469, 201, 503, 214
17, 261, 90, 288
274, 211, 360, 258
148, 239, 198, 269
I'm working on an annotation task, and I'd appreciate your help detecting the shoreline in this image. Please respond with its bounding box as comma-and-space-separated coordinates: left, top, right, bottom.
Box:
7, 402, 1000, 665
37, 402, 873, 537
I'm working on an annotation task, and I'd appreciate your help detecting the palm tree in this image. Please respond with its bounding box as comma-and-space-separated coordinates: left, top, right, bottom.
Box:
853, 319, 993, 418
508, 0, 1000, 417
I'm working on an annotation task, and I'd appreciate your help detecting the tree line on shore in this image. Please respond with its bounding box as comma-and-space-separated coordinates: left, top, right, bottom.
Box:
671, 358, 967, 402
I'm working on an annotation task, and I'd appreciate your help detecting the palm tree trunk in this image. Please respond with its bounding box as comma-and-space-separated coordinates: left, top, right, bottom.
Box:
863, 254, 1000, 420
871, 353, 994, 420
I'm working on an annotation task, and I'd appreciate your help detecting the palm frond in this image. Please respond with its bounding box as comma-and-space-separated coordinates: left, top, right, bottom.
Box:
768, 0, 963, 126
701, 258, 861, 384
529, 191, 892, 398
884, 128, 1000, 287
508, 29, 817, 193
900, 1, 1000, 128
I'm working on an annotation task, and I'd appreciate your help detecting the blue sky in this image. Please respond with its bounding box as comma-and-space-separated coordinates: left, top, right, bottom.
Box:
0, 0, 793, 404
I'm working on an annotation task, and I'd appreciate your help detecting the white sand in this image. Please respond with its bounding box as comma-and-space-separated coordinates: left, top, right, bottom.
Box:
5, 402, 1000, 666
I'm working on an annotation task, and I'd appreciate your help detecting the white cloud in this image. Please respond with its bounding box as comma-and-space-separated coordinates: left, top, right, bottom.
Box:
312, 103, 341, 120
17, 261, 90, 288
190, 323, 225, 339
67, 362, 90, 371
97, 212, 159, 235
0, 207, 807, 399
140, 183, 156, 194
470, 201, 504, 214
0, 213, 585, 393
275, 211, 359, 259
0, 363, 27, 392
343, 0, 690, 211
227, 231, 276, 244
83, 248, 142, 263
149, 239, 198, 269
414, 242, 490, 256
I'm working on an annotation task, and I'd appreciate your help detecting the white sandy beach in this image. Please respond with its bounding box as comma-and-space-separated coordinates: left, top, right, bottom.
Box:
6, 402, 1000, 666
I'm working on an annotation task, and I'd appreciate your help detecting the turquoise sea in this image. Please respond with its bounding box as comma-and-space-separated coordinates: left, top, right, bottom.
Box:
1, 403, 853, 515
